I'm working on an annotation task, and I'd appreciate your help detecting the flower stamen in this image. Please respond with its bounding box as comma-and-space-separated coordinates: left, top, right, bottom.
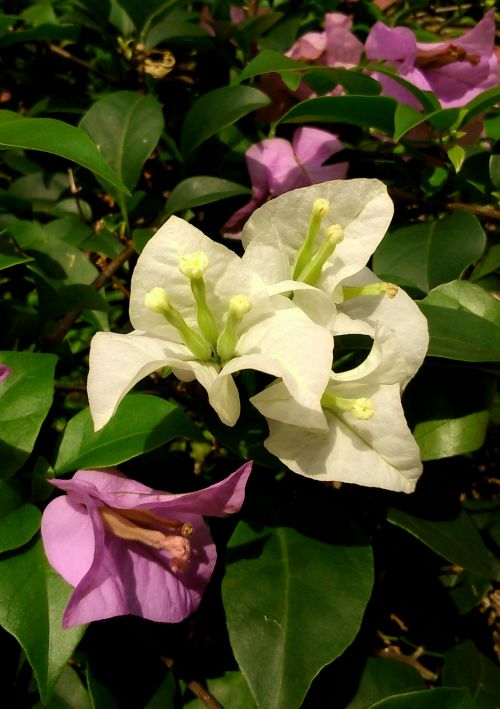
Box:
293, 198, 330, 279
216, 295, 252, 362
342, 282, 398, 300
144, 287, 213, 361
297, 224, 344, 286
99, 505, 192, 572
179, 252, 219, 347
321, 391, 374, 420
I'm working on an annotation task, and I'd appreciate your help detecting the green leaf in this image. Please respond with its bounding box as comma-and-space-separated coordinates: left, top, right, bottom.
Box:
0, 233, 33, 270
34, 665, 91, 709
463, 86, 500, 125
115, 0, 166, 32
447, 144, 466, 172
180, 86, 270, 156
443, 640, 500, 709
409, 366, 495, 460
367, 63, 440, 113
238, 49, 380, 95
488, 154, 500, 188
280, 96, 397, 135
143, 7, 208, 47
223, 512, 373, 709
387, 507, 498, 579
165, 176, 251, 216
54, 393, 203, 474
347, 657, 425, 709
0, 351, 57, 478
0, 504, 41, 553
80, 92, 164, 192
0, 539, 85, 703
373, 212, 486, 295
368, 687, 471, 709
471, 243, 500, 281
418, 281, 500, 361
0, 111, 128, 194
184, 671, 256, 709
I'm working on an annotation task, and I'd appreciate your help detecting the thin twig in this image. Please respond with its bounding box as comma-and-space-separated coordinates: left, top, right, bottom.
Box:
43, 244, 136, 345
389, 187, 500, 221
54, 382, 87, 392
161, 657, 223, 709
48, 43, 119, 83
374, 646, 438, 681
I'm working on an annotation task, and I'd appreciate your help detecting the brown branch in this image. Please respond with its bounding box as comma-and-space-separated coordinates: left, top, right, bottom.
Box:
161, 657, 223, 709
374, 646, 438, 681
43, 244, 136, 345
48, 43, 119, 83
389, 187, 500, 221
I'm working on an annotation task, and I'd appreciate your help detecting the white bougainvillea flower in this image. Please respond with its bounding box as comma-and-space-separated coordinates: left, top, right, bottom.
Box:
241, 178, 394, 301
88, 216, 333, 431
336, 267, 428, 387
251, 322, 423, 492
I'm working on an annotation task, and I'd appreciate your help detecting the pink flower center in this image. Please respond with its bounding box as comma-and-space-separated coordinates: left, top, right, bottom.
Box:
99, 505, 194, 572
416, 43, 480, 70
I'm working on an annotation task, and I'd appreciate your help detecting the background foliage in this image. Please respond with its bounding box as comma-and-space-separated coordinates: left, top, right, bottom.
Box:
0, 0, 500, 707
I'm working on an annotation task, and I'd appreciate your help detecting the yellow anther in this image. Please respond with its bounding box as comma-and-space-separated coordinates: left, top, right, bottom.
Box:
145, 287, 170, 314
312, 198, 330, 217
325, 223, 344, 245
179, 251, 209, 279
228, 294, 252, 318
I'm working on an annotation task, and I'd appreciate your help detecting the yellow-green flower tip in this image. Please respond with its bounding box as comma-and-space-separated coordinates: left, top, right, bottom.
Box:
179, 251, 209, 279
351, 398, 374, 420
145, 287, 170, 313
229, 295, 252, 318
325, 223, 344, 245
312, 198, 330, 217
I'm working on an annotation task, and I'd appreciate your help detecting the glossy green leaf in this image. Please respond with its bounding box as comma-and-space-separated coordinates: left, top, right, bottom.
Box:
34, 665, 91, 709
463, 86, 500, 125
238, 49, 380, 95
0, 24, 80, 48
0, 539, 85, 703
0, 504, 41, 553
180, 86, 270, 156
410, 365, 495, 460
373, 212, 486, 294
280, 95, 397, 135
0, 111, 128, 193
367, 63, 440, 113
368, 687, 471, 709
223, 513, 373, 709
443, 640, 500, 709
185, 671, 256, 709
0, 351, 57, 478
54, 393, 203, 474
165, 176, 251, 216
347, 657, 425, 709
418, 281, 500, 361
447, 144, 466, 173
471, 244, 500, 281
387, 507, 498, 579
80, 92, 164, 192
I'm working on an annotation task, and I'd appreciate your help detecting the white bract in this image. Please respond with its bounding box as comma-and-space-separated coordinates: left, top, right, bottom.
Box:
87, 216, 333, 431
238, 178, 429, 492
252, 322, 423, 493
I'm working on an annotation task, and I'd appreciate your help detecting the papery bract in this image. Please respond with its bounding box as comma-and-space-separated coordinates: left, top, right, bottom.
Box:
41, 463, 252, 627
365, 10, 499, 108
252, 323, 423, 492
88, 215, 333, 431
223, 127, 347, 236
